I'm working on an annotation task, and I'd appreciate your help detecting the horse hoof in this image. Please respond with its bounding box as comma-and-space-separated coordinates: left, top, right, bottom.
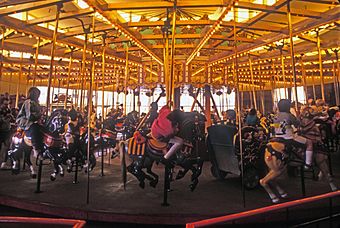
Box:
190, 182, 198, 192
67, 168, 72, 173
139, 181, 145, 189
31, 174, 37, 179
60, 173, 64, 177
150, 180, 158, 188
280, 193, 288, 199
176, 171, 185, 180
330, 183, 338, 192
12, 169, 20, 175
271, 197, 280, 204
50, 175, 56, 181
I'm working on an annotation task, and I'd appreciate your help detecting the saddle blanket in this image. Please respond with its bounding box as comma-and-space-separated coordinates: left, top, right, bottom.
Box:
128, 138, 146, 156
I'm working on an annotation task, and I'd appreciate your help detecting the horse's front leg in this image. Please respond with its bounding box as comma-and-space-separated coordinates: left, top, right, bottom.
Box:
145, 159, 158, 188
260, 151, 285, 203
127, 160, 146, 189
24, 149, 36, 179
316, 154, 338, 191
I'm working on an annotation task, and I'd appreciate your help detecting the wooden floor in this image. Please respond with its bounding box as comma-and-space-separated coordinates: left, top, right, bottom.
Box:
0, 150, 340, 225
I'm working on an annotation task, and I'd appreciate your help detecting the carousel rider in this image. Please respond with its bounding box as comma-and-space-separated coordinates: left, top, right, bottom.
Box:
0, 97, 15, 169
151, 102, 183, 164
273, 99, 314, 169
16, 87, 43, 157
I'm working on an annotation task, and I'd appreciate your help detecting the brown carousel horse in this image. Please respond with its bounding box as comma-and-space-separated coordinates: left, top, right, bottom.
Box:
260, 107, 337, 203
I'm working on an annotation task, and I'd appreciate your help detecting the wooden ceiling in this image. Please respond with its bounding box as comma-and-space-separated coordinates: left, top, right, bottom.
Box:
0, 0, 339, 91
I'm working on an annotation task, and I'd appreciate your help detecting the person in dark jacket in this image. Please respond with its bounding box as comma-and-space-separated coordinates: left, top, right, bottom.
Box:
245, 108, 260, 126
16, 87, 43, 157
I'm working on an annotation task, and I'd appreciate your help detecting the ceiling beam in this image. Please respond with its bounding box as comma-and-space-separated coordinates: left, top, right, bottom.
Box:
236, 2, 322, 19
186, 0, 235, 65
209, 7, 340, 64
0, 0, 45, 8
0, 15, 141, 64
28, 8, 94, 25
0, 0, 72, 17
104, 0, 227, 10
84, 0, 163, 65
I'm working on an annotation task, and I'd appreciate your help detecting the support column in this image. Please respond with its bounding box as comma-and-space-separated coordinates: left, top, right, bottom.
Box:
280, 48, 287, 98
15, 53, 23, 108
316, 30, 325, 101
287, 1, 298, 112
101, 39, 106, 119
64, 52, 73, 109
46, 3, 62, 116
248, 55, 257, 110
79, 32, 88, 112
124, 45, 129, 115
33, 37, 40, 87
204, 85, 211, 127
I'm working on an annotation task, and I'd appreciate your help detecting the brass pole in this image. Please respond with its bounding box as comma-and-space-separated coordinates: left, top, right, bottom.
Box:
164, 9, 170, 103
248, 55, 257, 110
64, 52, 73, 109
86, 12, 96, 205
333, 61, 339, 106
316, 29, 325, 101
15, 53, 23, 108
312, 71, 316, 100
300, 56, 308, 102
33, 37, 40, 87
80, 32, 88, 112
0, 28, 5, 81
271, 61, 277, 105
233, 7, 245, 208
287, 0, 298, 112
101, 41, 106, 120
280, 48, 287, 98
124, 45, 128, 115
169, 6, 177, 103
50, 66, 58, 114
46, 3, 62, 116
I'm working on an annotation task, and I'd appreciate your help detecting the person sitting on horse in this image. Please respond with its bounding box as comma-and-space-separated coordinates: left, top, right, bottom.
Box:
245, 108, 260, 127
273, 99, 313, 168
16, 87, 43, 157
151, 102, 183, 164
144, 102, 158, 129
0, 97, 15, 169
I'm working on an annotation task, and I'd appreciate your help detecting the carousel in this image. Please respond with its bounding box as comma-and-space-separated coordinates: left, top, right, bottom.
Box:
0, 0, 339, 226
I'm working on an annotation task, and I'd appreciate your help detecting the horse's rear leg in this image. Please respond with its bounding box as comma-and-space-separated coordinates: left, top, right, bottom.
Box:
317, 155, 337, 191
24, 151, 36, 179
260, 152, 285, 203
146, 166, 158, 188
127, 163, 146, 189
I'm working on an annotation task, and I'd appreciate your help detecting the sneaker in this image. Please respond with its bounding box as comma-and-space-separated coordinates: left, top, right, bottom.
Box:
304, 164, 312, 171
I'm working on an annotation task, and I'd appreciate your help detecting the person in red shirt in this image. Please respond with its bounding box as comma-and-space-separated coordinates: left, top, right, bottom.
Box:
151, 102, 183, 162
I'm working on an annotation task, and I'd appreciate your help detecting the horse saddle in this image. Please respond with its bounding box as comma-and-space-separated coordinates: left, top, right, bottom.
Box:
268, 138, 304, 163
101, 129, 117, 139
147, 134, 168, 157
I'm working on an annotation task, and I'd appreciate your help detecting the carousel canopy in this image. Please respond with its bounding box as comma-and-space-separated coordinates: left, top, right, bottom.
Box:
0, 0, 339, 92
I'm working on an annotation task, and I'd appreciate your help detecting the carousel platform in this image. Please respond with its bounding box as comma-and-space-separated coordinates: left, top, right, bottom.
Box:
0, 151, 340, 226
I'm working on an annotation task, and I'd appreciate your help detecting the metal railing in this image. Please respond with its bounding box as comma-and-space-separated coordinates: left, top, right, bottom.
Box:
0, 216, 86, 227
186, 190, 340, 227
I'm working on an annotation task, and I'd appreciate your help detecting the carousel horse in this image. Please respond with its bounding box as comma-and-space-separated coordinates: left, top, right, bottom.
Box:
65, 121, 97, 174
235, 126, 268, 189
119, 111, 206, 191
9, 109, 68, 180
260, 107, 337, 203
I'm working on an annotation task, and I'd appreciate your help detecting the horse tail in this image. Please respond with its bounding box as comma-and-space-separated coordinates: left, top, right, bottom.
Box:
119, 140, 127, 190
